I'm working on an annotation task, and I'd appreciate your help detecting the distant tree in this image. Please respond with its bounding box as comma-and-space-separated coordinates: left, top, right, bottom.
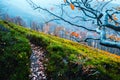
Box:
14, 16, 26, 26
54, 26, 65, 37
27, 0, 120, 49
4, 14, 10, 21
0, 9, 2, 19
29, 21, 39, 30
0, 3, 4, 19
43, 23, 51, 34
3, 14, 26, 27
38, 23, 44, 32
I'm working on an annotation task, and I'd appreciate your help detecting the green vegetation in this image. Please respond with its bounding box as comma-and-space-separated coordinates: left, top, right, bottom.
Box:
0, 23, 31, 80
0, 20, 120, 80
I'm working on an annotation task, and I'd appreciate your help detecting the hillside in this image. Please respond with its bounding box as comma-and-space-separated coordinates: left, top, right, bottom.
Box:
0, 20, 120, 80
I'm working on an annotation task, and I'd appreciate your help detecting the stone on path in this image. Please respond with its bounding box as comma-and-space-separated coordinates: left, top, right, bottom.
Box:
30, 43, 47, 80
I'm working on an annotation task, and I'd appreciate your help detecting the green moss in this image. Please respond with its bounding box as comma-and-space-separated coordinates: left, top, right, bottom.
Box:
0, 24, 31, 80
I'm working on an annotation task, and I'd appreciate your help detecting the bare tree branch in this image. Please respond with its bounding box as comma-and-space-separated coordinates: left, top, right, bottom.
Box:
26, 0, 97, 32
26, 0, 120, 49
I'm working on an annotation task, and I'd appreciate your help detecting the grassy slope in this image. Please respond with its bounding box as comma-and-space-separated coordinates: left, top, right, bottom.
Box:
0, 21, 31, 80
0, 20, 120, 80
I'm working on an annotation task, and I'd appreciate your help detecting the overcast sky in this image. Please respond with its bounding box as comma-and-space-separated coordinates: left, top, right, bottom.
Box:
0, 0, 63, 23
0, 0, 120, 24
1, 0, 62, 12
1, 0, 120, 14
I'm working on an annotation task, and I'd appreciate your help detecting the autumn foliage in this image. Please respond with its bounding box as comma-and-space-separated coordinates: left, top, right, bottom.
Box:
107, 34, 120, 42
70, 32, 79, 37
112, 14, 118, 21
70, 3, 75, 10
64, 0, 66, 3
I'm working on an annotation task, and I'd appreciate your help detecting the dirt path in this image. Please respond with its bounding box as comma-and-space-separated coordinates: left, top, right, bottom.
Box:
29, 43, 47, 80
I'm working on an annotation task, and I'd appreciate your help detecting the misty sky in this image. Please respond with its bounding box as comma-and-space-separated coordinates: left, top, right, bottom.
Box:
1, 0, 62, 15
1, 0, 120, 15
0, 0, 63, 23
0, 0, 120, 24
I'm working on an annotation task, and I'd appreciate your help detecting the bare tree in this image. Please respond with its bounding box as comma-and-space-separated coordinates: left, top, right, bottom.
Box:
13, 16, 26, 26
26, 0, 120, 49
0, 3, 4, 19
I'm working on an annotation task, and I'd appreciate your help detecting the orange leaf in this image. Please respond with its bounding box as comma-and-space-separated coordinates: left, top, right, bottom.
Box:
115, 23, 119, 26
112, 14, 118, 21
114, 17, 118, 20
64, 0, 66, 3
75, 33, 79, 37
70, 32, 79, 37
70, 3, 75, 10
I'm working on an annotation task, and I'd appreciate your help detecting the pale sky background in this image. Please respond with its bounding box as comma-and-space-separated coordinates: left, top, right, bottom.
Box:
1, 0, 120, 15
1, 0, 119, 13
0, 0, 63, 23
1, 0, 63, 15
